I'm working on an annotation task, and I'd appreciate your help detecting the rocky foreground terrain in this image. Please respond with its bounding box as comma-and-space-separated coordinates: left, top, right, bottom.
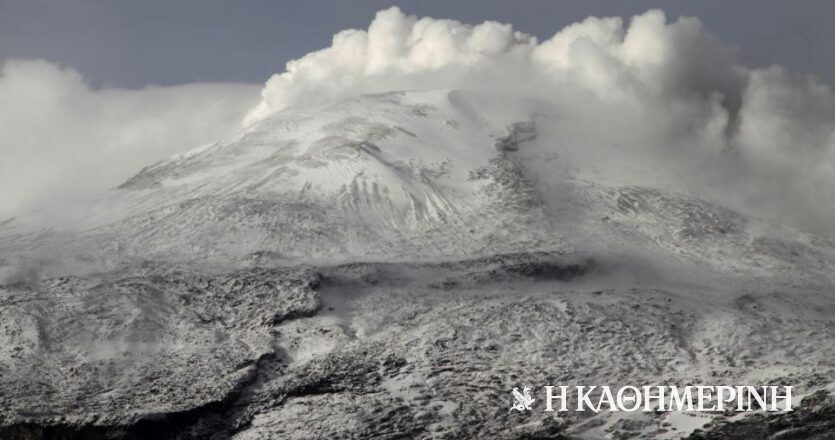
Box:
1, 91, 834, 438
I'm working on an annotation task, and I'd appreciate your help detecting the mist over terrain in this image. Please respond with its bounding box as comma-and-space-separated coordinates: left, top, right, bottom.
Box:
0, 60, 259, 220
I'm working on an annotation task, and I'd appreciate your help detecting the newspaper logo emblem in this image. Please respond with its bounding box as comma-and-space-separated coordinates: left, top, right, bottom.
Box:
510, 386, 535, 412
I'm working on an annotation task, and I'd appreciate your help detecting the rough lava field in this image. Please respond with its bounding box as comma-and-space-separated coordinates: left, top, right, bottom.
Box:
1, 90, 834, 439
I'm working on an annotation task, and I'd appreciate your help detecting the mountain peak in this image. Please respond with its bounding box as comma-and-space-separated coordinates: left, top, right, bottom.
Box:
69, 90, 554, 263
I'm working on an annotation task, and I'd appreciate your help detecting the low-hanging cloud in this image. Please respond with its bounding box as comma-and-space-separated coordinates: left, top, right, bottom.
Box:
247, 7, 835, 235
0, 59, 259, 221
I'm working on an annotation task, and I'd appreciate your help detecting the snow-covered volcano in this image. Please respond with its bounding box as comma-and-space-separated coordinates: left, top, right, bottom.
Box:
94, 90, 554, 262
1, 90, 834, 439
5, 89, 835, 282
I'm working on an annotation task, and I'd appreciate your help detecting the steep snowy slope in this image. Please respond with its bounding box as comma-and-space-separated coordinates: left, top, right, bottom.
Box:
0, 91, 550, 267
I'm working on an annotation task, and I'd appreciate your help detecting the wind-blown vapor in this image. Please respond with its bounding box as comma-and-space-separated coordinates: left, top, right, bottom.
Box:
0, 59, 259, 220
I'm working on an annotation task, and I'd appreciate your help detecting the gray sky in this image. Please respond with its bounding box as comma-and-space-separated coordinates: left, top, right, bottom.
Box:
2, 0, 835, 88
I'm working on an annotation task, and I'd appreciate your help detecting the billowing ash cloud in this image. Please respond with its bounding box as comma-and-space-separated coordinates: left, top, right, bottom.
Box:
244, 7, 538, 125
248, 7, 835, 235
0, 59, 259, 220
244, 7, 742, 123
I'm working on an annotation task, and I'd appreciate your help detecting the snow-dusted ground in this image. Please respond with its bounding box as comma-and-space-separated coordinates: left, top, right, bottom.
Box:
0, 90, 833, 438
